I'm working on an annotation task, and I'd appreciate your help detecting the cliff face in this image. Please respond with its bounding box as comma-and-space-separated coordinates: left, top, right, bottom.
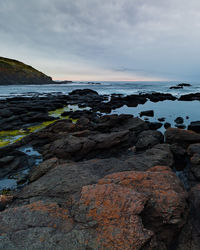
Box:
0, 57, 53, 85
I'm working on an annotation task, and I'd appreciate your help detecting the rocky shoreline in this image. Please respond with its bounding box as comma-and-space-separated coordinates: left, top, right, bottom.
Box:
1, 89, 200, 249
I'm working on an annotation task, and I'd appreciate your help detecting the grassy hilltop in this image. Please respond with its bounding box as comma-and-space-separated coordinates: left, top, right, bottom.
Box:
0, 57, 53, 84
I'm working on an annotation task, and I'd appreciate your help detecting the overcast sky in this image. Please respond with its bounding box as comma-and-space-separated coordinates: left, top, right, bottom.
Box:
1, 0, 200, 81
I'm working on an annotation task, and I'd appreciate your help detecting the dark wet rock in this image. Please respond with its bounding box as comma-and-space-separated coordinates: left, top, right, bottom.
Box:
179, 93, 200, 101
187, 143, 200, 156
175, 124, 186, 129
148, 122, 162, 130
158, 117, 165, 122
124, 94, 147, 107
140, 110, 154, 117
135, 130, 164, 150
164, 122, 171, 129
0, 109, 13, 118
42, 130, 136, 161
170, 85, 183, 89
178, 83, 191, 87
142, 92, 177, 102
187, 144, 200, 180
0, 149, 31, 179
94, 115, 148, 134
69, 89, 99, 96
165, 128, 200, 147
188, 121, 200, 133
176, 184, 200, 250
175, 117, 184, 124
170, 144, 187, 171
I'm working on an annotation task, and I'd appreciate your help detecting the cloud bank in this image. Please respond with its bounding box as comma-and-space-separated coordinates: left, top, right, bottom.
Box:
1, 0, 200, 81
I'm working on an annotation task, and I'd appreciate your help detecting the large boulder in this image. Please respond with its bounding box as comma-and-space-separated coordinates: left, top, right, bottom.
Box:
0, 166, 188, 249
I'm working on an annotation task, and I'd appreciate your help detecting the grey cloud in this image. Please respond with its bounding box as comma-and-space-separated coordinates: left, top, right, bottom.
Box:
1, 0, 200, 80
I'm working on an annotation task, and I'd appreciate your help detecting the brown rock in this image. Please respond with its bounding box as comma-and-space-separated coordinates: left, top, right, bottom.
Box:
165, 128, 200, 147
75, 166, 188, 249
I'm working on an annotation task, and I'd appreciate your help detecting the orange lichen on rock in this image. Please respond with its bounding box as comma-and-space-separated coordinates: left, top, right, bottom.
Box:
78, 166, 188, 249
79, 183, 155, 249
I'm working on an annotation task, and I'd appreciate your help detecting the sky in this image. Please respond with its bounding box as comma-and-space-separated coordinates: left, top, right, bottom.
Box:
1, 0, 200, 81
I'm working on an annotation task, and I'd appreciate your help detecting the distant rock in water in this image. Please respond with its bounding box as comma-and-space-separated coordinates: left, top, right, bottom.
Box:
0, 56, 53, 85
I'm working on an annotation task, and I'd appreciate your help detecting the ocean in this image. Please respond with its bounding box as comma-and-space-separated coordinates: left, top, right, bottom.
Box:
0, 80, 200, 99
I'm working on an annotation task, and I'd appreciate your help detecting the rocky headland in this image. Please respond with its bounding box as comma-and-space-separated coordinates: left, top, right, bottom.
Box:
0, 89, 200, 249
0, 57, 72, 85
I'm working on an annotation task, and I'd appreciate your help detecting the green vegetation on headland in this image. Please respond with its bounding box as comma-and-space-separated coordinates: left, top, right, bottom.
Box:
0, 56, 72, 85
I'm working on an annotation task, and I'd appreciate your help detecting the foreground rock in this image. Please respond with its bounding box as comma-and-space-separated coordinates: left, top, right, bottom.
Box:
0, 166, 188, 249
14, 144, 173, 203
176, 184, 200, 250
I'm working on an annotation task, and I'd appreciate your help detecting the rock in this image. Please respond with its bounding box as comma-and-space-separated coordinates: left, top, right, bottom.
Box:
187, 144, 200, 180
140, 110, 154, 117
0, 167, 188, 249
69, 89, 99, 96
175, 117, 184, 124
176, 184, 200, 250
42, 130, 136, 161
95, 115, 148, 134
164, 122, 171, 129
190, 154, 200, 180
136, 130, 164, 150
17, 144, 174, 202
158, 117, 165, 122
148, 122, 163, 130
188, 121, 200, 133
0, 195, 13, 211
0, 109, 13, 118
187, 143, 200, 156
170, 144, 187, 171
124, 94, 147, 107
165, 128, 200, 147
143, 93, 177, 102
175, 124, 186, 129
29, 158, 60, 182
170, 86, 183, 89
178, 83, 191, 87
74, 166, 188, 249
179, 93, 200, 101
0, 201, 74, 249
